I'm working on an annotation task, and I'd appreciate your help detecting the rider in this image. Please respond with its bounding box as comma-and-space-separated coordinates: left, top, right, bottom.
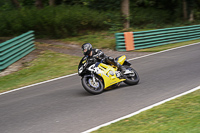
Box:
82, 43, 126, 73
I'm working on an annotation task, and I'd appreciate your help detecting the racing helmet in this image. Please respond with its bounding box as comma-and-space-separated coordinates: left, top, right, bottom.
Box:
82, 43, 92, 55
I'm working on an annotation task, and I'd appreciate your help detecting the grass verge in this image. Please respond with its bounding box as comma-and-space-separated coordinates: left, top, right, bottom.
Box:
92, 89, 200, 133
0, 50, 81, 93
61, 31, 116, 49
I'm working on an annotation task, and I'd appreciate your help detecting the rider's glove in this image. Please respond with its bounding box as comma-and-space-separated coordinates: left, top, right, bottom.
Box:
88, 58, 96, 63
93, 55, 99, 58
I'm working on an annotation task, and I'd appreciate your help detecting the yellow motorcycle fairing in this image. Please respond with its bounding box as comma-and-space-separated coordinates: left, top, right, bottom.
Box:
97, 63, 125, 89
96, 55, 127, 89
117, 55, 126, 65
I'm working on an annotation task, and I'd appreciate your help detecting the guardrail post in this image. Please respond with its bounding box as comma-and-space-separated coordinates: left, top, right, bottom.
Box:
124, 32, 134, 51
115, 25, 200, 51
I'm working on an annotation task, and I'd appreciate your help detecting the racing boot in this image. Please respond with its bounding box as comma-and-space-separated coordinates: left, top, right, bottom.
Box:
106, 56, 126, 74
115, 62, 126, 74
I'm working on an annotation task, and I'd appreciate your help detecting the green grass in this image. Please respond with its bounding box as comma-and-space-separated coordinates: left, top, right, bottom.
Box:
92, 89, 200, 133
0, 50, 81, 93
61, 31, 116, 49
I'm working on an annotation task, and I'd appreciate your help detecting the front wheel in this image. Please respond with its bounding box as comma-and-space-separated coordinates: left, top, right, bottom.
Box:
123, 66, 140, 85
82, 75, 104, 95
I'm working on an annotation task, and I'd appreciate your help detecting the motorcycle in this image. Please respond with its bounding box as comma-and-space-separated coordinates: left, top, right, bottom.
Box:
78, 55, 140, 94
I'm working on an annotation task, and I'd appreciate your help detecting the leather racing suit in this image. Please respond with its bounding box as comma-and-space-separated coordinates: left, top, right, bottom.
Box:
89, 49, 126, 73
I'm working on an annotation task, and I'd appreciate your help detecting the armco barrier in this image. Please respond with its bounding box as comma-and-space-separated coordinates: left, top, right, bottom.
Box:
115, 25, 200, 51
0, 31, 35, 71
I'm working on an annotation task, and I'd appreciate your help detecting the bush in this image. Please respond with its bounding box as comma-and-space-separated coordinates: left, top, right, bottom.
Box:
0, 5, 111, 38
0, 5, 199, 38
130, 7, 172, 27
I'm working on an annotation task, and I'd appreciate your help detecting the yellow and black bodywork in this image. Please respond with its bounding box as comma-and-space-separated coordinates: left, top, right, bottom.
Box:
78, 54, 139, 94
96, 55, 127, 89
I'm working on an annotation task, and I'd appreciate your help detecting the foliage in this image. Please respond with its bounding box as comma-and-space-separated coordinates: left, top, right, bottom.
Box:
0, 0, 200, 38
0, 5, 110, 38
130, 7, 171, 26
85, 0, 121, 11
0, 0, 13, 11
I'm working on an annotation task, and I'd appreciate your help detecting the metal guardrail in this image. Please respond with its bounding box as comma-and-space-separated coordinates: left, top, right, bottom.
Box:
115, 25, 200, 51
0, 31, 35, 71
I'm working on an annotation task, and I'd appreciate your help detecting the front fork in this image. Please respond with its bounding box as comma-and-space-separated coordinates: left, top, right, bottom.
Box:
91, 72, 99, 85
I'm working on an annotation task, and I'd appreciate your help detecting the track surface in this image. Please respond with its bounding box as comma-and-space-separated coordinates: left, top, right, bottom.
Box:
0, 44, 200, 133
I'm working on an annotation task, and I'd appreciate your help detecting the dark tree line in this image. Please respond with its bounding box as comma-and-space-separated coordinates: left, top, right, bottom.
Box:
1, 0, 200, 29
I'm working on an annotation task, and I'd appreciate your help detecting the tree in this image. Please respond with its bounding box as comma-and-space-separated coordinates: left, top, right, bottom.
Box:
121, 0, 130, 29
49, 0, 55, 6
188, 0, 194, 22
183, 0, 187, 20
182, 0, 195, 21
11, 0, 21, 8
35, 0, 43, 9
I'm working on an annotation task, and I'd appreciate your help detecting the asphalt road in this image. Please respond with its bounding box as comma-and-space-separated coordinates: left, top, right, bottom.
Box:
0, 43, 200, 133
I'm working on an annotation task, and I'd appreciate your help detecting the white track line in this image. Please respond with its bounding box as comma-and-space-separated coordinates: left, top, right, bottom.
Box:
82, 85, 200, 133
0, 73, 77, 96
0, 42, 199, 96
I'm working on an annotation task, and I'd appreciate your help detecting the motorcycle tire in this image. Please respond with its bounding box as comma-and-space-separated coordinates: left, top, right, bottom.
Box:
82, 75, 104, 95
123, 66, 140, 85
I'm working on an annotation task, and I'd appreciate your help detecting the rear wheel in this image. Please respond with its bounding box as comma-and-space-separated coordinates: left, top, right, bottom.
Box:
82, 75, 104, 95
123, 66, 140, 85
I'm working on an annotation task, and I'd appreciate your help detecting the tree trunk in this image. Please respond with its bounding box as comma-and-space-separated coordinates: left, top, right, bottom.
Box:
183, 0, 194, 21
11, 0, 21, 9
35, 0, 43, 9
189, 10, 194, 22
49, 0, 55, 6
183, 0, 187, 20
121, 0, 130, 29
188, 0, 194, 22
